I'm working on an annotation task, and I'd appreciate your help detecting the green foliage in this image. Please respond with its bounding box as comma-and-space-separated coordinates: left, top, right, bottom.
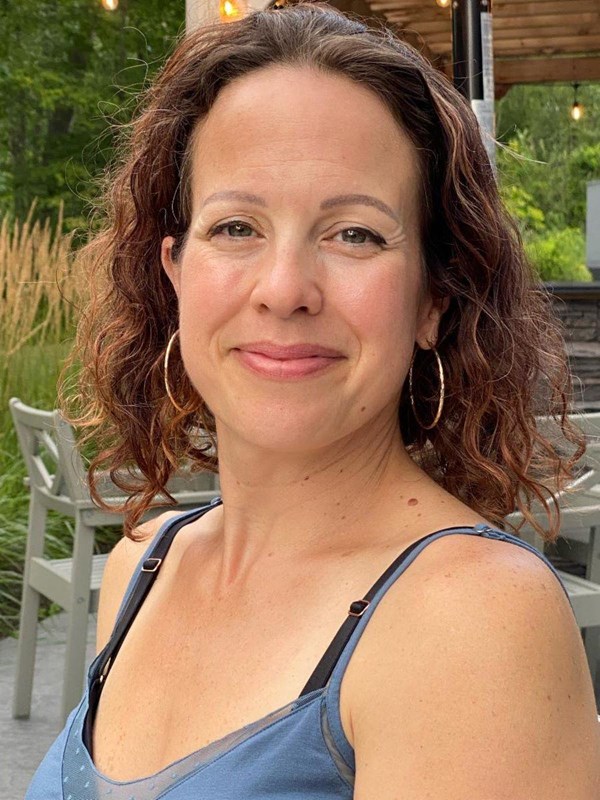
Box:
524, 227, 592, 283
496, 84, 600, 232
0, 0, 185, 232
499, 181, 545, 234
496, 85, 598, 282
566, 143, 600, 225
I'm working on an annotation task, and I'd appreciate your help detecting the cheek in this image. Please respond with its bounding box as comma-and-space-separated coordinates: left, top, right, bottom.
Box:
340, 262, 421, 366
177, 256, 245, 343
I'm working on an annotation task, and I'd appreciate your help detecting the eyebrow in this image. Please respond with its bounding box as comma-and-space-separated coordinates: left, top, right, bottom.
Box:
200, 190, 401, 223
202, 190, 267, 208
320, 193, 400, 224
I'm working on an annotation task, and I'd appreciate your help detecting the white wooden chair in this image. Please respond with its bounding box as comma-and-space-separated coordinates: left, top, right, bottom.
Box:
10, 397, 220, 722
504, 411, 600, 692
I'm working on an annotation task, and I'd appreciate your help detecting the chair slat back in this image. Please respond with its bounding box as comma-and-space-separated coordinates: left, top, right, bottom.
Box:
9, 398, 67, 498
11, 398, 220, 513
51, 410, 90, 502
536, 412, 600, 495
571, 411, 600, 489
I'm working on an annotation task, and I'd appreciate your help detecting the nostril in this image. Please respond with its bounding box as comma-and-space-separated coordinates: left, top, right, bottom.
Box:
258, 303, 310, 314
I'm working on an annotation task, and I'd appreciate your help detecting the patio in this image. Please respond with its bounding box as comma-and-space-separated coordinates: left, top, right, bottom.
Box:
0, 613, 96, 800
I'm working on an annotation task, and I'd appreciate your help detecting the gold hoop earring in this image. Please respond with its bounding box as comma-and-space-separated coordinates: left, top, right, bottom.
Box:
164, 330, 186, 414
409, 345, 445, 430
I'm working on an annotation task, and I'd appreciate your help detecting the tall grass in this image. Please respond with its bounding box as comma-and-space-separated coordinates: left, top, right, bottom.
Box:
0, 205, 120, 638
0, 201, 81, 364
1, 200, 81, 442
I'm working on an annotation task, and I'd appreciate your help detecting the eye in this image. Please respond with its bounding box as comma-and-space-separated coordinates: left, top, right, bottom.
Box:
208, 220, 255, 238
335, 227, 387, 246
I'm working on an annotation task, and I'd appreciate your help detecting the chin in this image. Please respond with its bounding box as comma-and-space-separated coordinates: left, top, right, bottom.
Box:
219, 406, 354, 455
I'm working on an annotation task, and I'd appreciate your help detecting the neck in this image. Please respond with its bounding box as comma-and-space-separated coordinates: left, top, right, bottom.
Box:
207, 412, 432, 586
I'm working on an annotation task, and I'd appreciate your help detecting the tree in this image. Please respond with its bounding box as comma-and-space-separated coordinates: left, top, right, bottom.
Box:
496, 82, 600, 231
0, 0, 184, 230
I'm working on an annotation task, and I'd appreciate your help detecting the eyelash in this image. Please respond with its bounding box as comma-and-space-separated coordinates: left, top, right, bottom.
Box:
207, 220, 387, 247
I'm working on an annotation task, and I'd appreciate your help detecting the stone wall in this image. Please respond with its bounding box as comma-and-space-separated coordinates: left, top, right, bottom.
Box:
548, 283, 600, 405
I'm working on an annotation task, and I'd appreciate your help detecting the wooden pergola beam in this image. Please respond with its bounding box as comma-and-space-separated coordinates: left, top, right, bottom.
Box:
367, 0, 600, 91
376, 0, 600, 17
393, 13, 599, 35
428, 35, 600, 55
499, 36, 600, 55
494, 13, 599, 30
495, 55, 600, 85
423, 25, 600, 45
498, 1, 599, 16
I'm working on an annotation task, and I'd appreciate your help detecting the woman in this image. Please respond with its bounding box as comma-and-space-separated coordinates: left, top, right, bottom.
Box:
27, 3, 600, 798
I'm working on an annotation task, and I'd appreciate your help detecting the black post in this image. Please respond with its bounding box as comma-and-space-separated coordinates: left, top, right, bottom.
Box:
451, 0, 484, 102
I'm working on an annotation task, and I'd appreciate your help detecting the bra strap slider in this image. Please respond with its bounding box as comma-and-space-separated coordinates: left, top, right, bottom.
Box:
348, 599, 370, 617
142, 557, 163, 573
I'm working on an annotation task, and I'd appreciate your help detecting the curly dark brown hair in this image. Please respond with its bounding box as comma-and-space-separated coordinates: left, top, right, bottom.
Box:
61, 2, 585, 540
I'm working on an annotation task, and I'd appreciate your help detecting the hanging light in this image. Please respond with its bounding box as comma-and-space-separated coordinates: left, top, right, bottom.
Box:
101, 0, 119, 10
435, 0, 451, 7
570, 82, 584, 121
219, 0, 247, 22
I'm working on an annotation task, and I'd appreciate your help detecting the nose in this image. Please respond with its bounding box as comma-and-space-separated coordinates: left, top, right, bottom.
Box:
249, 243, 323, 318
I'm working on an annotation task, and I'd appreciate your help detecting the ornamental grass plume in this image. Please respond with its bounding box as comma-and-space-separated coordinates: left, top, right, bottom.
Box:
0, 201, 81, 359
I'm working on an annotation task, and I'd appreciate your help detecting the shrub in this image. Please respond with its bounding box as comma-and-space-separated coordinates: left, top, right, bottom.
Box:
501, 183, 545, 234
524, 227, 592, 283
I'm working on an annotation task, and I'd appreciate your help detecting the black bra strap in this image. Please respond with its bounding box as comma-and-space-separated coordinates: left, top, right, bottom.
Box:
93, 498, 223, 684
298, 524, 492, 695
85, 499, 222, 754
84, 508, 492, 753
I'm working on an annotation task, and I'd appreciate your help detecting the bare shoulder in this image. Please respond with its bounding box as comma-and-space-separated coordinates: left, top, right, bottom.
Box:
347, 532, 600, 799
95, 510, 181, 654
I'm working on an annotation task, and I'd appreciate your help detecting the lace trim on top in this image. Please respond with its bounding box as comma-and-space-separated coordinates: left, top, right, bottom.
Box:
62, 688, 325, 800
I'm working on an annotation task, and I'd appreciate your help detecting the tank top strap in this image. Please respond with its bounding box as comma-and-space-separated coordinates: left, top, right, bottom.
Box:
93, 498, 223, 681
113, 503, 220, 630
83, 498, 223, 756
320, 523, 573, 772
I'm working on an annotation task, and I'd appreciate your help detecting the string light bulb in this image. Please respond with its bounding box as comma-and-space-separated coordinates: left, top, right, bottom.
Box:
101, 0, 119, 10
435, 0, 452, 7
570, 82, 584, 121
219, 0, 247, 21
571, 101, 583, 121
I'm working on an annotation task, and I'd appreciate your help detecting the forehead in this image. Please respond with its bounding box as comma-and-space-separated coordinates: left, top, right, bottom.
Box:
188, 64, 421, 217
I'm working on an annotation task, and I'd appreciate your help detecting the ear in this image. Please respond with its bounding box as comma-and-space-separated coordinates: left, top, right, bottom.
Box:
416, 293, 450, 349
161, 236, 181, 299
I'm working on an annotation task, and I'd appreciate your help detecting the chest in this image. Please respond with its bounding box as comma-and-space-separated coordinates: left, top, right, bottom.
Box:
91, 562, 363, 781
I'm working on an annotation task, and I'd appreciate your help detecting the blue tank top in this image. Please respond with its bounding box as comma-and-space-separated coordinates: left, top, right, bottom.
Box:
25, 500, 573, 800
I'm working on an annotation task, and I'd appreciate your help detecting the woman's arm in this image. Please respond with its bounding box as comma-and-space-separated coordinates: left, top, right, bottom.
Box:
349, 540, 600, 799
95, 511, 181, 655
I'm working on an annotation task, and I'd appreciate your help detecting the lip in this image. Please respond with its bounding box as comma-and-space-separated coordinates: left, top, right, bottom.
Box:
232, 341, 345, 379
235, 341, 344, 359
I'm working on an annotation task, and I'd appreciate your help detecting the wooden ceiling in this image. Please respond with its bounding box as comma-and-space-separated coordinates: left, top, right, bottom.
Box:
363, 0, 600, 94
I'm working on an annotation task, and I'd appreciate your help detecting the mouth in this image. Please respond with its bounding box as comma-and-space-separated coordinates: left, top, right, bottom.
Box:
232, 341, 345, 380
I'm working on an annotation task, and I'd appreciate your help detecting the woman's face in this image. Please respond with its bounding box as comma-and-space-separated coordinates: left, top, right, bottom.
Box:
162, 64, 447, 454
